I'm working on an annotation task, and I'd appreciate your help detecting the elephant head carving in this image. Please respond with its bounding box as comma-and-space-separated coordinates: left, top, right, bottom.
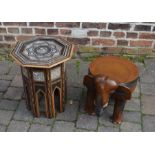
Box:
83, 74, 132, 117
94, 74, 118, 107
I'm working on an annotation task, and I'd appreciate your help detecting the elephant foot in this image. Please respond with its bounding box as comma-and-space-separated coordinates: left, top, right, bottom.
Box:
85, 110, 96, 116
112, 98, 126, 124
109, 116, 122, 124
84, 106, 95, 115
112, 118, 122, 124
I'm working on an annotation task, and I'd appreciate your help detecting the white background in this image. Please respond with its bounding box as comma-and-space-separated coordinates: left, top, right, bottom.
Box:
0, 0, 155, 21
0, 0, 155, 155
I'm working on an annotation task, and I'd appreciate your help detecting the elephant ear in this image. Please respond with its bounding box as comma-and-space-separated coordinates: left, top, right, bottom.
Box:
115, 85, 131, 100
83, 75, 95, 90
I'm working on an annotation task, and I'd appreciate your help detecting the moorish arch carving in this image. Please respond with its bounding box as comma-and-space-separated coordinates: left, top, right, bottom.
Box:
11, 36, 73, 118
52, 86, 62, 113
35, 89, 48, 117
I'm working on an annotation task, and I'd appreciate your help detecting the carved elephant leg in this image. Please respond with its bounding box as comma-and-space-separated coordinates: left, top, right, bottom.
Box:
112, 96, 126, 124
112, 85, 131, 124
83, 74, 96, 115
84, 90, 96, 115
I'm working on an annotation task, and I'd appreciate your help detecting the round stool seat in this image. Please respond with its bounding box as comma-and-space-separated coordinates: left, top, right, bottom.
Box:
89, 56, 139, 84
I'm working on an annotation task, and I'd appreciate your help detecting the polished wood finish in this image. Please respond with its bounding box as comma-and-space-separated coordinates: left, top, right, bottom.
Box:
10, 36, 74, 69
112, 85, 131, 124
84, 56, 139, 124
89, 56, 139, 83
83, 75, 96, 114
21, 65, 66, 118
11, 37, 73, 118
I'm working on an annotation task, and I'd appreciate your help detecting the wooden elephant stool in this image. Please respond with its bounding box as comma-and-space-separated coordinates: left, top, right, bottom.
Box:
83, 56, 139, 124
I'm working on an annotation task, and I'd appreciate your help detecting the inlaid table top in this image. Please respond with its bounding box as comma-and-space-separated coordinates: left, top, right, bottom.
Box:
11, 36, 74, 68
89, 56, 139, 84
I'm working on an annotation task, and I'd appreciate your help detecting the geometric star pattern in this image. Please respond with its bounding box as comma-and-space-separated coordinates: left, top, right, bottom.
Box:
11, 36, 73, 68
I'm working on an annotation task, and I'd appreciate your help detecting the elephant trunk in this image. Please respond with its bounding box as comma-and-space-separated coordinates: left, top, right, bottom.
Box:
95, 94, 109, 116
101, 92, 110, 108
95, 95, 102, 117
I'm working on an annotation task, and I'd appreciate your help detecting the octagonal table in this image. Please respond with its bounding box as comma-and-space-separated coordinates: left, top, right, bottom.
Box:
11, 36, 74, 118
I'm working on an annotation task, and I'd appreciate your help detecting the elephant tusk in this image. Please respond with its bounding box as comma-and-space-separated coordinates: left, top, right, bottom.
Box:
102, 102, 108, 108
